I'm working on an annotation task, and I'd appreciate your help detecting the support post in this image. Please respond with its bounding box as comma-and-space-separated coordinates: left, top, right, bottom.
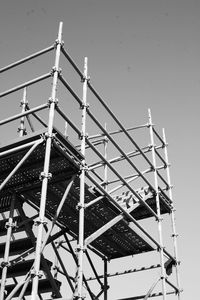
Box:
104, 123, 108, 191
103, 258, 108, 300
18, 88, 27, 137
162, 129, 181, 299
75, 57, 88, 300
0, 195, 16, 300
148, 109, 167, 300
31, 21, 63, 300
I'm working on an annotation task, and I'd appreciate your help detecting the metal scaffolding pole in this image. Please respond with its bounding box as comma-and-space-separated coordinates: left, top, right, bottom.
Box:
18, 88, 27, 137
31, 21, 63, 300
148, 109, 167, 300
75, 57, 88, 300
0, 195, 16, 300
162, 129, 181, 299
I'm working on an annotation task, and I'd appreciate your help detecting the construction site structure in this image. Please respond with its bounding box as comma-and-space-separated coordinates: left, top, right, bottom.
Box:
0, 22, 182, 300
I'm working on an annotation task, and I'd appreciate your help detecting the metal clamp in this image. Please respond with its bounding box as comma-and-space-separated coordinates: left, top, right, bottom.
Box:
39, 171, 52, 181
0, 261, 9, 268
5, 221, 17, 229
48, 96, 59, 107
50, 66, 62, 76
76, 244, 86, 252
80, 102, 89, 110
30, 268, 43, 278
54, 39, 64, 48
76, 203, 85, 210
79, 131, 88, 140
34, 218, 48, 226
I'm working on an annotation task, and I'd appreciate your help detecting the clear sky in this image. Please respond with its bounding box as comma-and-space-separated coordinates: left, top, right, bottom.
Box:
0, 0, 199, 299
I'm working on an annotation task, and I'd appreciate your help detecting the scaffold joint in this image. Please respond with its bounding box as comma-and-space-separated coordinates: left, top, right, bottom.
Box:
80, 102, 89, 110
79, 131, 89, 140
51, 66, 62, 76
34, 218, 48, 226
17, 127, 27, 135
76, 202, 85, 210
20, 99, 28, 107
171, 233, 179, 238
81, 74, 90, 83
48, 96, 59, 106
54, 39, 64, 48
0, 261, 9, 268
39, 171, 52, 181
5, 220, 17, 229
30, 268, 43, 278
76, 244, 86, 252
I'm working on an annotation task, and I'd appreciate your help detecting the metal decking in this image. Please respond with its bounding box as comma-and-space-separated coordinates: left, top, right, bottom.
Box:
0, 128, 160, 260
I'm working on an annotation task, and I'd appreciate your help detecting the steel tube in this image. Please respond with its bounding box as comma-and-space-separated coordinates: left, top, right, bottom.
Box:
85, 251, 103, 288
41, 176, 75, 253
148, 109, 167, 300
0, 139, 43, 192
56, 106, 82, 136
0, 45, 54, 73
88, 145, 163, 171
58, 73, 82, 105
86, 109, 156, 192
19, 88, 27, 137
0, 72, 51, 99
87, 82, 155, 168
0, 195, 16, 300
88, 124, 148, 140
0, 138, 42, 158
0, 103, 48, 126
153, 127, 165, 145
76, 57, 88, 300
51, 242, 75, 293
86, 264, 160, 281
31, 22, 63, 300
61, 47, 83, 78
163, 128, 181, 299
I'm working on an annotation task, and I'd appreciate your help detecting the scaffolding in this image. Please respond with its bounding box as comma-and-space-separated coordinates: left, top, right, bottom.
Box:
0, 22, 182, 300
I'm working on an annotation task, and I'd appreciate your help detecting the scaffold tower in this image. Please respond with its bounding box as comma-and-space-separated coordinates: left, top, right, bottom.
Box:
0, 22, 182, 300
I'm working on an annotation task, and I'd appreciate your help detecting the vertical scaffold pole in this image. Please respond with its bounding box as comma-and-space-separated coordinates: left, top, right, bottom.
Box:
31, 22, 63, 300
162, 129, 181, 299
148, 109, 167, 300
18, 88, 27, 137
103, 124, 108, 300
0, 195, 15, 300
76, 57, 88, 300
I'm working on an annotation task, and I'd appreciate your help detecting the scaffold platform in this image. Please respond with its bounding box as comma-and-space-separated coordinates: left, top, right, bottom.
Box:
0, 22, 181, 300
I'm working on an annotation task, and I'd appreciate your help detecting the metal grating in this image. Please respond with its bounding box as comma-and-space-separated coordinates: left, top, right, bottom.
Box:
0, 129, 155, 259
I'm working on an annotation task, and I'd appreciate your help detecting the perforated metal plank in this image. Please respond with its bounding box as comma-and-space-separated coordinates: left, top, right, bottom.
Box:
0, 129, 82, 195
0, 130, 154, 259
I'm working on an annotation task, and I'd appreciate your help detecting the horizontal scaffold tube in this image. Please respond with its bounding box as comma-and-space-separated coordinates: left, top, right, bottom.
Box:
116, 291, 176, 300
86, 264, 161, 281
0, 72, 51, 98
0, 103, 48, 126
88, 145, 163, 171
86, 109, 156, 192
88, 124, 149, 140
0, 44, 54, 73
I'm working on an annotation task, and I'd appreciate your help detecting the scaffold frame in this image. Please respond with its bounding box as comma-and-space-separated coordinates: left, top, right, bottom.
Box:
0, 22, 181, 300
